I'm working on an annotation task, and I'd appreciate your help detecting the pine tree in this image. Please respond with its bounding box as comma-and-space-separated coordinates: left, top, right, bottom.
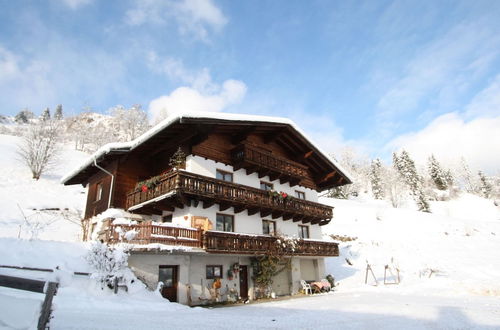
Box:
370, 158, 384, 199
41, 107, 51, 121
169, 147, 187, 169
427, 155, 447, 190
393, 150, 430, 212
478, 171, 492, 198
459, 158, 477, 193
15, 109, 34, 124
54, 104, 63, 120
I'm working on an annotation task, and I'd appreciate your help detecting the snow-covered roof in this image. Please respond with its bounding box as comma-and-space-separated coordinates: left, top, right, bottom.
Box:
61, 111, 353, 186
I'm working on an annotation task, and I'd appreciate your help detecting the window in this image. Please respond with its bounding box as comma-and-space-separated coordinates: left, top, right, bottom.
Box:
162, 214, 173, 223
262, 220, 276, 235
260, 181, 273, 191
295, 191, 306, 200
216, 214, 234, 232
95, 182, 103, 202
298, 225, 309, 239
216, 169, 233, 182
206, 265, 223, 279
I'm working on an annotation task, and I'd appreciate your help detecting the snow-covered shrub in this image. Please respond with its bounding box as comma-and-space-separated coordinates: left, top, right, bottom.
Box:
86, 242, 131, 290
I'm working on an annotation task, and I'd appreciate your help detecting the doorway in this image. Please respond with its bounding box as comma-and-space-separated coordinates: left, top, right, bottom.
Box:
239, 265, 248, 300
159, 265, 178, 302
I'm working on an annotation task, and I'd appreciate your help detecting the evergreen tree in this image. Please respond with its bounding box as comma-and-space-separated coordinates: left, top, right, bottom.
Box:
459, 158, 477, 193
41, 107, 51, 121
54, 104, 63, 120
478, 171, 492, 198
393, 150, 430, 212
370, 158, 384, 199
427, 155, 447, 190
15, 109, 34, 124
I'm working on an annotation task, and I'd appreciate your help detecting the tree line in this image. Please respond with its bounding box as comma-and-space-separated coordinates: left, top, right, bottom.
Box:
327, 148, 498, 212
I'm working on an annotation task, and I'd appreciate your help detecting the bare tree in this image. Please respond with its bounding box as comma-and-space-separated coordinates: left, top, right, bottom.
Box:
109, 104, 149, 141
17, 119, 61, 180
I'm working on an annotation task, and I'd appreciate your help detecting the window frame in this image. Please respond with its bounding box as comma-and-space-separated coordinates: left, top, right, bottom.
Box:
216, 213, 234, 232
262, 219, 276, 236
295, 190, 306, 200
216, 169, 233, 182
162, 214, 173, 223
206, 265, 223, 279
298, 225, 309, 239
260, 181, 274, 191
95, 182, 103, 202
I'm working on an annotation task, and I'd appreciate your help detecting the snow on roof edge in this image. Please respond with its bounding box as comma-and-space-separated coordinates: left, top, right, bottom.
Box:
61, 111, 353, 186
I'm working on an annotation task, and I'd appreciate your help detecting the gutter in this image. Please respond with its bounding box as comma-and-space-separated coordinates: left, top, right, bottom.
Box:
93, 158, 115, 209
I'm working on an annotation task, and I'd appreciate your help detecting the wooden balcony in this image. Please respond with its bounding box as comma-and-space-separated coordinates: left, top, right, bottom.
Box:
231, 144, 308, 187
105, 223, 202, 248
103, 224, 339, 257
204, 231, 339, 257
126, 170, 333, 225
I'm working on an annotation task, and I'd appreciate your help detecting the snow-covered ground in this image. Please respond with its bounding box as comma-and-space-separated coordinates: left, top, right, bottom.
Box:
1, 133, 500, 329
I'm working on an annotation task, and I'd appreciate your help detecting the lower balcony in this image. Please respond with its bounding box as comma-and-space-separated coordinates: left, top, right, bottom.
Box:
204, 231, 339, 257
126, 170, 333, 225
103, 224, 339, 257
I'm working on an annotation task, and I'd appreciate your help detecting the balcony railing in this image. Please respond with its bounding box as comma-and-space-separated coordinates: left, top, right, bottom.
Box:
204, 231, 339, 257
126, 170, 333, 225
231, 144, 308, 186
106, 223, 202, 248
103, 224, 339, 257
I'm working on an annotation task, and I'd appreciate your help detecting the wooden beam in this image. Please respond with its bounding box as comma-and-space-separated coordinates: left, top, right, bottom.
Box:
260, 209, 272, 217
271, 211, 283, 219
247, 208, 259, 216
264, 128, 287, 144
219, 203, 231, 212
282, 213, 293, 221
293, 216, 304, 222
231, 127, 256, 144
203, 200, 215, 209
234, 205, 246, 214
319, 171, 337, 183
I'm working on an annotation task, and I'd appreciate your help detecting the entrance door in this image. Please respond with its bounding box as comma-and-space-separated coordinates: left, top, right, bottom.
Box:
159, 265, 178, 302
239, 265, 248, 300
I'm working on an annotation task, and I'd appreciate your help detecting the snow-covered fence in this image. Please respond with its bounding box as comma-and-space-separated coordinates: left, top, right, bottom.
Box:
0, 274, 59, 330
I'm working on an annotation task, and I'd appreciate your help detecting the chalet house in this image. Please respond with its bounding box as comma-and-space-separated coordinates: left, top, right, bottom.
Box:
62, 112, 351, 305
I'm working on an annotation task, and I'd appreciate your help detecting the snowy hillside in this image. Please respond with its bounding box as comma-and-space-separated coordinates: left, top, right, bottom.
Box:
320, 196, 500, 296
0, 134, 88, 241
1, 131, 500, 329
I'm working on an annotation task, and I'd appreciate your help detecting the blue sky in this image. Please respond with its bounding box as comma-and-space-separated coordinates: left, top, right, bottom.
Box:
1, 0, 499, 172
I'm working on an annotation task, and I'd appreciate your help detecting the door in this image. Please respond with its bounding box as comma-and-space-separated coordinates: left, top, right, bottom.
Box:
159, 265, 178, 302
239, 265, 248, 300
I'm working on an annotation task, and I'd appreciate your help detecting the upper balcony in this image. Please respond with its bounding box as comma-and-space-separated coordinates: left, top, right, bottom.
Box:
103, 223, 339, 257
231, 143, 308, 187
126, 170, 333, 226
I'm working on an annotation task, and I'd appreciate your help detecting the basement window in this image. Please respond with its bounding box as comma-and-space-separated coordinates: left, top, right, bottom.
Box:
206, 265, 223, 279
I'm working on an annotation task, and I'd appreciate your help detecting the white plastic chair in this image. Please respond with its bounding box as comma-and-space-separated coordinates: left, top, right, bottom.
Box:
300, 280, 312, 295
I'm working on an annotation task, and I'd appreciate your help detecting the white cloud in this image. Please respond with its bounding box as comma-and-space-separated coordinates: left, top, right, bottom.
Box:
58, 0, 93, 10
386, 113, 500, 174
125, 0, 227, 41
148, 79, 247, 123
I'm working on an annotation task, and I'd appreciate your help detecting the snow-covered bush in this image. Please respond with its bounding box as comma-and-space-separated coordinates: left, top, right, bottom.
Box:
86, 242, 131, 290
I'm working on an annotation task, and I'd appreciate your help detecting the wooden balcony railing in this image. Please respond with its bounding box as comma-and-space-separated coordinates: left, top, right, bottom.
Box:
231, 144, 308, 186
204, 231, 339, 257
103, 224, 338, 257
106, 223, 202, 248
126, 170, 333, 225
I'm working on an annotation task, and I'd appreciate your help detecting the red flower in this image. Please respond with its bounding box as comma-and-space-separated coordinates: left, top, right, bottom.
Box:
141, 185, 148, 192
281, 192, 288, 198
